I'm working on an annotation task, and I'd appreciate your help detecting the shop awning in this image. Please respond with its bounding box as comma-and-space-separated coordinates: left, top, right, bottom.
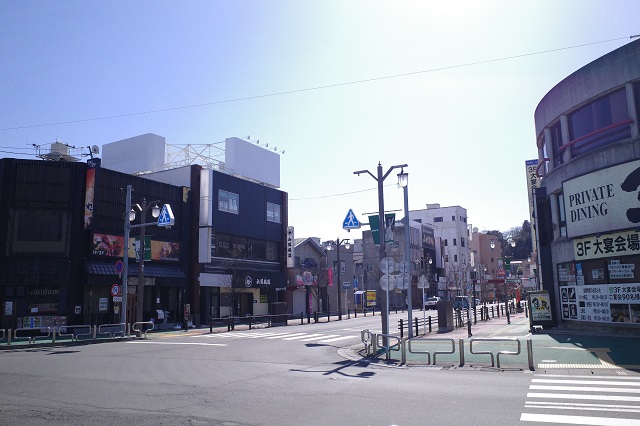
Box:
84, 259, 186, 278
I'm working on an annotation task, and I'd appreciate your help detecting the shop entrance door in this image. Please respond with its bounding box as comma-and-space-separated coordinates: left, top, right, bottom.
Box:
239, 293, 253, 317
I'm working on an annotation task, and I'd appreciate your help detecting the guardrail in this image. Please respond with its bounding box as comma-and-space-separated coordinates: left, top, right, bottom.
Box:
0, 323, 138, 348
98, 323, 127, 339
132, 321, 154, 338
362, 331, 534, 370
404, 337, 455, 365
372, 333, 402, 361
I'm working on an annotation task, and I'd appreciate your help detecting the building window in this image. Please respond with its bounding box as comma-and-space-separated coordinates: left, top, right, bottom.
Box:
557, 192, 567, 238
444, 239, 448, 246
266, 241, 278, 261
454, 254, 458, 262
434, 217, 443, 222
550, 121, 564, 167
452, 215, 456, 221
461, 237, 465, 248
453, 238, 457, 246
267, 202, 281, 223
218, 190, 239, 214
568, 88, 631, 158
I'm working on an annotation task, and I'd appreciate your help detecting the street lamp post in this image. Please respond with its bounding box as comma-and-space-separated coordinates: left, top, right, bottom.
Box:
122, 187, 160, 325
326, 238, 350, 320
354, 162, 407, 338
397, 167, 413, 338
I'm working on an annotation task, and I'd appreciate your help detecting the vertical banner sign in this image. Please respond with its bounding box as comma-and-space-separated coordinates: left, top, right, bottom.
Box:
525, 159, 540, 256
286, 227, 294, 268
369, 213, 397, 245
328, 267, 333, 287
84, 158, 101, 229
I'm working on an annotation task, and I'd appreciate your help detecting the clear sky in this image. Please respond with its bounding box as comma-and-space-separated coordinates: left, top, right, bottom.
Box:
1, 1, 638, 243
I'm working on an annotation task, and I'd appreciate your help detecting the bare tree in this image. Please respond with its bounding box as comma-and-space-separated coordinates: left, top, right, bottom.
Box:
297, 257, 329, 314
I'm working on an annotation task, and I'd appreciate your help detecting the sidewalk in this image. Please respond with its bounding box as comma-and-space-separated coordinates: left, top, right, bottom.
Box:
342, 310, 640, 373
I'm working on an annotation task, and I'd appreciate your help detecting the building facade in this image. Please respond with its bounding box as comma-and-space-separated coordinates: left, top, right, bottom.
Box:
409, 204, 471, 300
0, 157, 188, 330
534, 39, 640, 331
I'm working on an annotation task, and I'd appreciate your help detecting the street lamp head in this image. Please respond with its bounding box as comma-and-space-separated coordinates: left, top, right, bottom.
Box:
510, 239, 516, 248
490, 239, 495, 249
325, 242, 333, 251
152, 204, 161, 218
344, 242, 351, 250
428, 257, 432, 265
397, 168, 408, 188
128, 208, 136, 222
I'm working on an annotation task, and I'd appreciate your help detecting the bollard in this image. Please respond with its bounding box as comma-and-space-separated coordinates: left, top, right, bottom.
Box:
314, 311, 318, 323
327, 310, 330, 322
92, 325, 97, 340
428, 316, 432, 333
249, 316, 253, 330
228, 316, 232, 331
527, 338, 535, 371
348, 309, 351, 319
7, 329, 11, 346
307, 311, 310, 324
399, 319, 404, 339
525, 304, 529, 318
355, 308, 357, 318
52, 327, 56, 344
459, 338, 465, 367
414, 317, 419, 337
300, 312, 304, 325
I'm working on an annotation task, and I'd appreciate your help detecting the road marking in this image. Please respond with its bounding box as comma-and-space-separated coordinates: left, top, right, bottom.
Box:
521, 412, 640, 424
533, 379, 640, 387
282, 333, 325, 340
524, 401, 640, 413
317, 335, 354, 343
536, 374, 640, 380
265, 332, 306, 339
128, 341, 226, 346
527, 392, 640, 403
299, 335, 340, 342
530, 385, 640, 394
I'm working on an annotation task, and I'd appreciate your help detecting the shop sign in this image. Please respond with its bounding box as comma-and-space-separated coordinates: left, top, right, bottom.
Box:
561, 283, 640, 323
574, 230, 640, 261
286, 226, 294, 268
563, 159, 640, 238
98, 297, 108, 312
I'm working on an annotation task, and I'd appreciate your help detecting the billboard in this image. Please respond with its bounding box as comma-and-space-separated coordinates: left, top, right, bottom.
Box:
562, 159, 640, 238
225, 137, 280, 188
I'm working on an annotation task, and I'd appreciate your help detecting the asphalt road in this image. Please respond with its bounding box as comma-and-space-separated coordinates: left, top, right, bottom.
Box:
1, 313, 639, 425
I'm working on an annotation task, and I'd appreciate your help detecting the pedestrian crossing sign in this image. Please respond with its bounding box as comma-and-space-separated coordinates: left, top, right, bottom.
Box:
343, 208, 361, 230
157, 204, 175, 228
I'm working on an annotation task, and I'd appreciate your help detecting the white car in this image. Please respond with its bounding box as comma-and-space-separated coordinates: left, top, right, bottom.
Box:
424, 296, 441, 310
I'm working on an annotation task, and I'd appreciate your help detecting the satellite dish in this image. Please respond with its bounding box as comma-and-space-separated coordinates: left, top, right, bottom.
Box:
91, 145, 100, 155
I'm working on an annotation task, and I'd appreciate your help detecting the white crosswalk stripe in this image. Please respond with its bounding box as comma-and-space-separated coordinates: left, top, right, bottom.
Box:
195, 330, 356, 345
521, 374, 640, 424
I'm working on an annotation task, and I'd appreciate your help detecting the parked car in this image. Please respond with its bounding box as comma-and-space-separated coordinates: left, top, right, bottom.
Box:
424, 296, 441, 310
453, 296, 469, 310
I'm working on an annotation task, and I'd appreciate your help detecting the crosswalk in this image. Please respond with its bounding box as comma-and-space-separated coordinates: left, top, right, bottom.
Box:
521, 373, 640, 424
195, 330, 357, 345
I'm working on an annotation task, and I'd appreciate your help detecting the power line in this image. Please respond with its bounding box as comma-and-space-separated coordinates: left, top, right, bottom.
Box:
1, 36, 632, 132
290, 183, 397, 201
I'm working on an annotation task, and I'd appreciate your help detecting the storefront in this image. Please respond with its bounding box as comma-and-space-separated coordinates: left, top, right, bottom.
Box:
199, 270, 285, 318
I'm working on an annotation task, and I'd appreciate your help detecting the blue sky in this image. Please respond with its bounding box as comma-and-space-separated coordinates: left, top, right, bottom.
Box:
1, 1, 638, 242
